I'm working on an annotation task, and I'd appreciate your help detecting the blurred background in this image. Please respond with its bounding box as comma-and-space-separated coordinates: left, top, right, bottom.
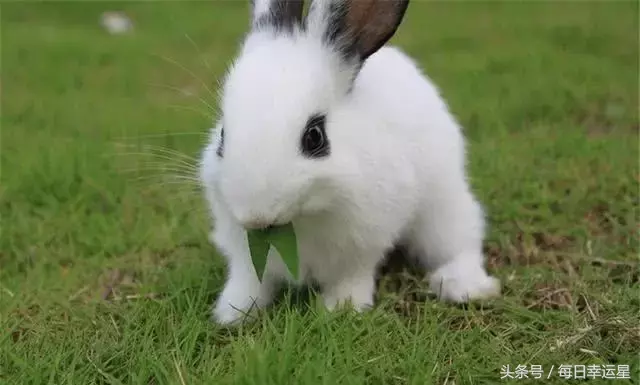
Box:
1, 1, 638, 383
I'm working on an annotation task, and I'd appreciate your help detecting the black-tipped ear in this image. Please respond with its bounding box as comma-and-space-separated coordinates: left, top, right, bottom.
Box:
308, 0, 409, 62
251, 0, 305, 33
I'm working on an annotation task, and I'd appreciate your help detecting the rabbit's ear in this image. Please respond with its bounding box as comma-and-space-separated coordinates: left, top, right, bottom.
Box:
251, 0, 305, 33
306, 0, 409, 62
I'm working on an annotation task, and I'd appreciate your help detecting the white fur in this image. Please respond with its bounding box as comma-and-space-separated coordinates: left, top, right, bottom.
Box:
199, 3, 500, 325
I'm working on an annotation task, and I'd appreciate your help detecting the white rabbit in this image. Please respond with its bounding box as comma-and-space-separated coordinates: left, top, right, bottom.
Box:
199, 0, 501, 325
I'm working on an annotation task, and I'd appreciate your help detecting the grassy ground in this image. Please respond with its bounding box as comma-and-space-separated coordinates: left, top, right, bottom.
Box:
1, 1, 638, 384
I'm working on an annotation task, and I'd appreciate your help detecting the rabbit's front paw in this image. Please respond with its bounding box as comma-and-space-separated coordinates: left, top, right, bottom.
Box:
212, 279, 272, 325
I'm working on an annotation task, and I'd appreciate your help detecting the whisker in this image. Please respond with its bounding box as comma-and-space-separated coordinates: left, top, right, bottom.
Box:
107, 152, 182, 165
118, 165, 198, 176
127, 160, 199, 172
164, 104, 215, 120
138, 144, 200, 163
132, 174, 203, 185
109, 144, 200, 167
148, 83, 216, 112
113, 132, 208, 141
122, 168, 202, 187
106, 151, 196, 168
132, 145, 201, 171
133, 177, 202, 189
152, 54, 217, 101
137, 184, 202, 197
111, 160, 198, 181
184, 32, 212, 71
131, 182, 202, 197
214, 77, 225, 95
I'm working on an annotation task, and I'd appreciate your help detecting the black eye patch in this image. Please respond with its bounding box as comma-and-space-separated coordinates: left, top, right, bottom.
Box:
300, 114, 330, 158
216, 126, 224, 158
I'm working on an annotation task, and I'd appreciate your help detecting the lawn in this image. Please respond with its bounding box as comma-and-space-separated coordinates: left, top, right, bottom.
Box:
1, 1, 638, 384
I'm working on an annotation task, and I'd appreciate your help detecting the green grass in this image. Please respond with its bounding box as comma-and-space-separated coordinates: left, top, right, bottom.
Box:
1, 1, 639, 384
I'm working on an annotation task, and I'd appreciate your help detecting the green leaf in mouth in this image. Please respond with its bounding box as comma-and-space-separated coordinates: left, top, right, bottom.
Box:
247, 223, 299, 280
247, 229, 271, 280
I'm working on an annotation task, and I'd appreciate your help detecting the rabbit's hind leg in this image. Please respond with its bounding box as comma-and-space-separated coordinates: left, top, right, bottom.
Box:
408, 184, 501, 303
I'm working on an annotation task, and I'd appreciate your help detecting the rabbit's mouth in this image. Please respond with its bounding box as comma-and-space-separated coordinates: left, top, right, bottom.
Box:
224, 194, 300, 231
218, 171, 332, 231
238, 213, 293, 231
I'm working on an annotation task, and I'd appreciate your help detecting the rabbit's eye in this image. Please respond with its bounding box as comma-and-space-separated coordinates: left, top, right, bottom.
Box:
301, 114, 330, 158
216, 126, 224, 158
